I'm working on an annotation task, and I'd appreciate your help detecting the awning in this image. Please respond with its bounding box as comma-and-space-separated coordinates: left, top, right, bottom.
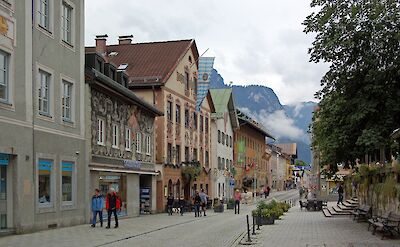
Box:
90, 166, 159, 176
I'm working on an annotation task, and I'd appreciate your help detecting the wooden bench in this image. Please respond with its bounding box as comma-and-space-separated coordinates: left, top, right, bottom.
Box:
368, 211, 391, 231
370, 212, 400, 239
352, 205, 371, 221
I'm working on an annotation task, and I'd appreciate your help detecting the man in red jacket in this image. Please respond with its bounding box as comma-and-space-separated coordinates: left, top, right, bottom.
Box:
105, 188, 120, 228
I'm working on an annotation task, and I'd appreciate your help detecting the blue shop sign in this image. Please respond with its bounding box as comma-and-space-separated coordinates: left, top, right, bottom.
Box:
39, 159, 52, 171
123, 160, 141, 170
62, 161, 74, 172
0, 153, 9, 166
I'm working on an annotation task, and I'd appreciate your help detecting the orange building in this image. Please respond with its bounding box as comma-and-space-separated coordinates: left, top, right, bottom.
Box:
233, 110, 274, 194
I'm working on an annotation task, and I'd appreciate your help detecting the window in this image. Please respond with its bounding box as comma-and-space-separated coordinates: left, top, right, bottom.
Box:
97, 119, 105, 145
136, 132, 142, 153
175, 145, 181, 164
218, 130, 221, 143
95, 58, 103, 72
110, 68, 116, 81
185, 108, 189, 127
218, 157, 221, 170
200, 115, 204, 132
167, 101, 172, 122
167, 143, 172, 163
230, 136, 232, 147
38, 69, 50, 115
226, 135, 229, 147
38, 159, 52, 206
175, 104, 181, 124
221, 132, 225, 145
193, 148, 197, 161
222, 158, 225, 170
125, 128, 131, 151
61, 2, 72, 44
205, 151, 209, 167
205, 117, 209, 133
145, 135, 151, 155
61, 161, 74, 203
0, 51, 9, 102
62, 80, 72, 121
112, 124, 119, 148
194, 77, 198, 95
185, 146, 189, 162
38, 0, 50, 30
185, 71, 189, 91
193, 112, 198, 129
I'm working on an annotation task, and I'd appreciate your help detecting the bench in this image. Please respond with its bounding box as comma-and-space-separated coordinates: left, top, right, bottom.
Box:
370, 212, 400, 239
368, 211, 391, 231
352, 205, 371, 222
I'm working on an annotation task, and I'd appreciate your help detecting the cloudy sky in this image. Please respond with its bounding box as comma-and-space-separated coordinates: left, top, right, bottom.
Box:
85, 0, 327, 105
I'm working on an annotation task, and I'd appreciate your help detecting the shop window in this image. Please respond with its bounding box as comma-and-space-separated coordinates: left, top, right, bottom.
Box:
97, 118, 105, 145
61, 161, 74, 204
136, 132, 142, 153
38, 159, 53, 207
125, 128, 131, 151
112, 124, 119, 149
145, 135, 151, 155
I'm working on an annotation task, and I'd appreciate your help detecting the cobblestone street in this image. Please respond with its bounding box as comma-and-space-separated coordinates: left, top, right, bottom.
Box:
1, 190, 399, 247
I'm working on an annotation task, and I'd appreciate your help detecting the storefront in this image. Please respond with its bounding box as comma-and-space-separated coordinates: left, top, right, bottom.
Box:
90, 158, 159, 217
0, 153, 12, 230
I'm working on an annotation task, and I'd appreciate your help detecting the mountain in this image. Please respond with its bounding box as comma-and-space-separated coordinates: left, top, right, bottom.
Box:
209, 68, 316, 164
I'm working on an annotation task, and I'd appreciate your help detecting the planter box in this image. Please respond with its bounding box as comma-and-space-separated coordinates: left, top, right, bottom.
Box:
214, 205, 224, 213
256, 216, 275, 225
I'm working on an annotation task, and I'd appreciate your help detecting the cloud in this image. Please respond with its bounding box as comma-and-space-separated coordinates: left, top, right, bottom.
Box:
249, 92, 264, 103
239, 108, 305, 141
85, 0, 328, 105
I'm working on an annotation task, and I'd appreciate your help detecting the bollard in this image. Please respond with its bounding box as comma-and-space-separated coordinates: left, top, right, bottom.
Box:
246, 215, 252, 242
252, 214, 256, 235
257, 208, 261, 230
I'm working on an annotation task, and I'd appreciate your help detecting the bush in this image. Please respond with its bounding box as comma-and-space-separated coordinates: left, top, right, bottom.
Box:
254, 200, 290, 218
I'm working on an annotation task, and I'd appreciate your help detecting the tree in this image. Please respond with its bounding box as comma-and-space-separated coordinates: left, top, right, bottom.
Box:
294, 160, 308, 167
304, 0, 400, 167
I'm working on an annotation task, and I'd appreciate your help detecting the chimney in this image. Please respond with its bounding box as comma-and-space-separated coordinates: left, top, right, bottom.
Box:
118, 35, 133, 45
95, 34, 108, 56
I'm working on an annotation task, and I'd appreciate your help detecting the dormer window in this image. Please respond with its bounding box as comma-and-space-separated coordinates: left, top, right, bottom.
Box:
95, 58, 103, 73
110, 67, 116, 81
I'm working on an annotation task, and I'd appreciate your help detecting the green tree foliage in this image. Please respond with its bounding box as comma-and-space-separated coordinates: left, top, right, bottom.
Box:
294, 160, 308, 166
304, 0, 400, 166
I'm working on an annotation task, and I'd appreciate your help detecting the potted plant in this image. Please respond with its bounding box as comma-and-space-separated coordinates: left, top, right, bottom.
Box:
227, 198, 235, 210
213, 200, 224, 213
252, 208, 275, 225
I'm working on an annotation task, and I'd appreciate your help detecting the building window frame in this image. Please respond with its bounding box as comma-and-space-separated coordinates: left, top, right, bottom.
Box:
60, 158, 76, 208
61, 78, 73, 122
36, 154, 56, 213
36, 0, 54, 36
38, 67, 52, 117
167, 100, 173, 122
184, 108, 189, 128
145, 135, 151, 155
205, 117, 209, 134
61, 0, 74, 46
175, 145, 181, 164
0, 50, 10, 104
175, 104, 181, 124
125, 127, 131, 151
218, 130, 221, 143
97, 118, 105, 145
112, 124, 119, 149
136, 132, 142, 153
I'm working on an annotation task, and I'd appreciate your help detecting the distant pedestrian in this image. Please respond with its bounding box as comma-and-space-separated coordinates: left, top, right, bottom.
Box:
167, 193, 174, 216
234, 189, 242, 214
105, 188, 120, 229
178, 197, 185, 216
266, 186, 271, 197
193, 191, 201, 217
337, 183, 344, 205
199, 189, 208, 216
91, 189, 104, 228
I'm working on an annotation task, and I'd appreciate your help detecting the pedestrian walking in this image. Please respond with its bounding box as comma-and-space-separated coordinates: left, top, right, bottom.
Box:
337, 183, 344, 206
167, 193, 174, 216
266, 186, 271, 197
105, 188, 120, 229
193, 191, 201, 217
91, 189, 104, 228
178, 197, 185, 216
199, 189, 208, 216
234, 189, 242, 214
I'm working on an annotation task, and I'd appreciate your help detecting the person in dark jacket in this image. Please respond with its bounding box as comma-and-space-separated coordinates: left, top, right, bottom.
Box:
105, 188, 120, 228
91, 189, 104, 227
193, 191, 201, 217
337, 183, 344, 206
167, 193, 174, 216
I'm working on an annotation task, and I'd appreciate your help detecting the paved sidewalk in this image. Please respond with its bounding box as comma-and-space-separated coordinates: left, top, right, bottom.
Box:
243, 207, 400, 247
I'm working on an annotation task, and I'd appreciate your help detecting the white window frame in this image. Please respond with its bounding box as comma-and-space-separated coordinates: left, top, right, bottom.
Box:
97, 118, 105, 145
38, 69, 51, 116
145, 135, 151, 155
125, 127, 131, 151
0, 50, 10, 104
60, 158, 76, 208
61, 0, 75, 47
136, 132, 142, 153
61, 79, 73, 122
36, 153, 56, 213
112, 124, 119, 149
36, 0, 54, 36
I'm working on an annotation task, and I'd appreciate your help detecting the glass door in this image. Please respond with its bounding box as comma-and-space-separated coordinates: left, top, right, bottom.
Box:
0, 165, 7, 229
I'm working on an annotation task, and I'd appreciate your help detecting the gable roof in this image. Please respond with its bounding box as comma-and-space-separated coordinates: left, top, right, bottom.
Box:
210, 88, 239, 129
85, 39, 199, 85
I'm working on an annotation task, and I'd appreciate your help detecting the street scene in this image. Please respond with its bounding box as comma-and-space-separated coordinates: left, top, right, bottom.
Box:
0, 0, 400, 246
